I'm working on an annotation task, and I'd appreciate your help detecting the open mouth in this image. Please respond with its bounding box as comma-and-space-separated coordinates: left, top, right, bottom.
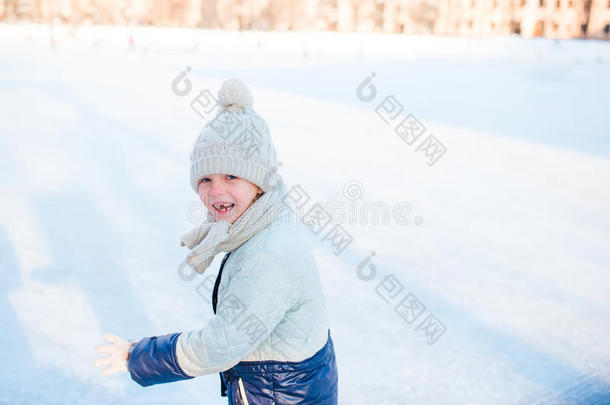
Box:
212, 203, 235, 216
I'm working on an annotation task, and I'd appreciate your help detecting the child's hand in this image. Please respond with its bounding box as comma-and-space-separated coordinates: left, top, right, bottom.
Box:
93, 333, 135, 376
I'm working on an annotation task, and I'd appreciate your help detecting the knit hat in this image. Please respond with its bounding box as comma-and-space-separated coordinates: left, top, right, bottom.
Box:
189, 78, 280, 193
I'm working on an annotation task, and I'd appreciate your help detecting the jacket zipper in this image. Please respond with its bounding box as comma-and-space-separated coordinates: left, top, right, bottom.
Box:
237, 377, 250, 405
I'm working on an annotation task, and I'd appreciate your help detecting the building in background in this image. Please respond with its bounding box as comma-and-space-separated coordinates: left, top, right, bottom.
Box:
587, 0, 610, 37
434, 0, 609, 38
0, 0, 607, 39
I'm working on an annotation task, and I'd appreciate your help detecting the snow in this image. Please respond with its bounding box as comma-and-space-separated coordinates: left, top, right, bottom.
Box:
1, 23, 609, 404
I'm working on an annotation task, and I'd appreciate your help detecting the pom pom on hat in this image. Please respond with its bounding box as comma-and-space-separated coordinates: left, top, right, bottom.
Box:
217, 78, 254, 112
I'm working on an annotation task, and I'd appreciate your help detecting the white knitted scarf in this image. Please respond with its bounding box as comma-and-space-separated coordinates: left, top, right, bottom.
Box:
180, 181, 289, 274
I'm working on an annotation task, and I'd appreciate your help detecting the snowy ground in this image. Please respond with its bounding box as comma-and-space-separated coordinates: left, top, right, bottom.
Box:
1, 24, 609, 404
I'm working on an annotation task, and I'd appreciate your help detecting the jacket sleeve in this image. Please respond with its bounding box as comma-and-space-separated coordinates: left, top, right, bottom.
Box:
127, 332, 195, 386
174, 249, 300, 377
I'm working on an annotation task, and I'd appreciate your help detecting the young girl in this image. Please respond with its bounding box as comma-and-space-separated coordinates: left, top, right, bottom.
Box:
93, 78, 338, 404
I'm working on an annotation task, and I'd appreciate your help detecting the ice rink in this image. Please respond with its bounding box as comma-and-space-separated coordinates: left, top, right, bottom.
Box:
1, 24, 609, 404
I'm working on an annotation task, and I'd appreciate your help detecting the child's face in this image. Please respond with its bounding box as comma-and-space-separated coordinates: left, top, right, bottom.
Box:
198, 174, 263, 224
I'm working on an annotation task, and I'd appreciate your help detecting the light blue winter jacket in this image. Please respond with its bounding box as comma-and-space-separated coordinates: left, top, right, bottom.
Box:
175, 207, 331, 374
127, 207, 337, 403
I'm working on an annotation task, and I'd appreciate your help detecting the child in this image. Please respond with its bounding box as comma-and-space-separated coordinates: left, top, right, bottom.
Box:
93, 78, 339, 404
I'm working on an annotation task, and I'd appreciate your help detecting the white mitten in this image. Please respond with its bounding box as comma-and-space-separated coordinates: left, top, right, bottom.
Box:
93, 333, 136, 376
